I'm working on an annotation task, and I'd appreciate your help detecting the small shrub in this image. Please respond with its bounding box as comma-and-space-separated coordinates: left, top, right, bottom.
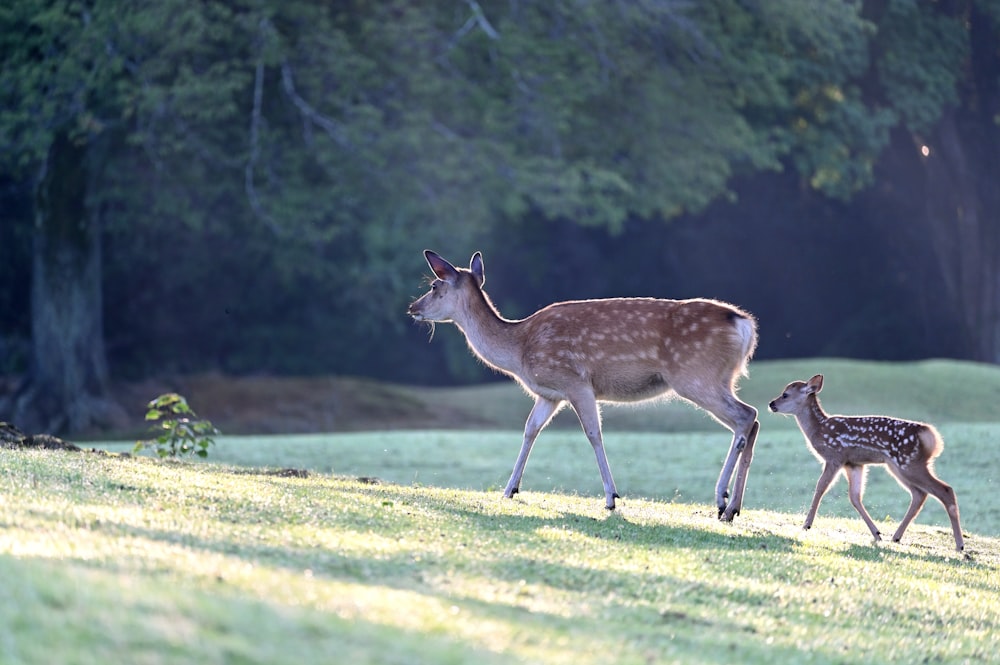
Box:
134, 393, 220, 459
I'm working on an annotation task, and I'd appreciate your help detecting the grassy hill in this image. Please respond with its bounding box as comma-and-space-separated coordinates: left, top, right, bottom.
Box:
0, 450, 996, 665
3, 359, 1000, 663
413, 358, 1000, 433
107, 358, 1000, 435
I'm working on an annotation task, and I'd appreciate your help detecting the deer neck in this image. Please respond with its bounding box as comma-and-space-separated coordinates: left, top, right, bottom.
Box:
451, 288, 522, 373
796, 396, 831, 440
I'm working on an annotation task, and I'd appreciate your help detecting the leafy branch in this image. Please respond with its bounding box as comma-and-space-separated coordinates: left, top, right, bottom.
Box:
134, 393, 220, 459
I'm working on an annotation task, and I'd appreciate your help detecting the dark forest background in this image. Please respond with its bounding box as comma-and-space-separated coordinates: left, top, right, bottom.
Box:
2, 0, 999, 433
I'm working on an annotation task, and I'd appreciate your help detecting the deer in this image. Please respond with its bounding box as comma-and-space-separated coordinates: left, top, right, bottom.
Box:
408, 250, 760, 521
768, 374, 964, 551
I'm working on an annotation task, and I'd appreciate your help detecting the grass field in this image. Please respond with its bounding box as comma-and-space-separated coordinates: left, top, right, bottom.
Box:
2, 359, 1000, 664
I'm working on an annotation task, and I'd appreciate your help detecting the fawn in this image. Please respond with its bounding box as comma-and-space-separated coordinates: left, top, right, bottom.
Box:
408, 250, 760, 520
769, 374, 964, 551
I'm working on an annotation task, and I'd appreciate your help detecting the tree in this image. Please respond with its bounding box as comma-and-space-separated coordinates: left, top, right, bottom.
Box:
7, 0, 993, 433
0, 2, 127, 431
863, 0, 1000, 362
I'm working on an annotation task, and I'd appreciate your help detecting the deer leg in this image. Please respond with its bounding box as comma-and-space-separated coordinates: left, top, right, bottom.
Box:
503, 396, 563, 499
715, 436, 740, 517
568, 393, 619, 510
804, 462, 842, 530
887, 464, 964, 551
890, 486, 927, 545
721, 419, 759, 522
895, 465, 965, 551
844, 464, 881, 542
926, 482, 964, 552
694, 393, 756, 521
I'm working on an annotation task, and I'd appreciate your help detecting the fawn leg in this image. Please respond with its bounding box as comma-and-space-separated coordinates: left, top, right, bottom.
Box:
893, 465, 965, 551
504, 396, 563, 499
927, 482, 965, 552
891, 487, 928, 545
844, 464, 881, 542
888, 464, 964, 551
804, 463, 842, 530
920, 473, 964, 551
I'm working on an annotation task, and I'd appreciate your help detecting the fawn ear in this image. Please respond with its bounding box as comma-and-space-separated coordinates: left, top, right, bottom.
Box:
424, 250, 459, 283
470, 252, 485, 287
806, 374, 824, 394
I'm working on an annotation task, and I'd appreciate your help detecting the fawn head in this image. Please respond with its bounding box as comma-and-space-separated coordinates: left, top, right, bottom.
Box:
769, 374, 824, 415
408, 250, 485, 323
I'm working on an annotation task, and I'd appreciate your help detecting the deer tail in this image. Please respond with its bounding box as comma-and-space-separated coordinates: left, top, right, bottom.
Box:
919, 425, 944, 460
728, 311, 758, 378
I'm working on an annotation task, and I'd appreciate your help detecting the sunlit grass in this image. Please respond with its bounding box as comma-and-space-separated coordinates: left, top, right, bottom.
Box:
6, 360, 1000, 663
116, 421, 996, 538
1, 449, 997, 664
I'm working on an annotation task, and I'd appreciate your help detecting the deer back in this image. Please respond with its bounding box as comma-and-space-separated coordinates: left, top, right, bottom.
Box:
822, 416, 943, 467
410, 251, 756, 405
769, 377, 943, 467
513, 297, 752, 400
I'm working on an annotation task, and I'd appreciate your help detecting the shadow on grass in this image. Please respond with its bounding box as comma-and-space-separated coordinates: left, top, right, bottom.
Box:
16, 469, 999, 664
840, 541, 976, 567
0, 553, 516, 665
27, 508, 817, 663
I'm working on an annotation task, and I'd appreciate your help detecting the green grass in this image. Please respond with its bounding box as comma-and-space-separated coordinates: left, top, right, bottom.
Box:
407, 358, 1000, 432
183, 421, 1000, 538
0, 451, 997, 665
4, 359, 1000, 663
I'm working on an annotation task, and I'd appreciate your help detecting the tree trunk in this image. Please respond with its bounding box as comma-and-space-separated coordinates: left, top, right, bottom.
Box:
5, 131, 125, 434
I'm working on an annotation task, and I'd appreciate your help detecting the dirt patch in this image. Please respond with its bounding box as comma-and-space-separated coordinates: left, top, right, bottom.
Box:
107, 372, 469, 437
1, 422, 81, 451
228, 466, 310, 478
2, 373, 499, 440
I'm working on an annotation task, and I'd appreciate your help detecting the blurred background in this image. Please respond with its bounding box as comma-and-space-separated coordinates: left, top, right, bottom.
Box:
1, 0, 998, 435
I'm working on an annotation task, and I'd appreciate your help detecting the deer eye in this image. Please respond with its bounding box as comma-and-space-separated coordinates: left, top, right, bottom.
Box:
781, 393, 788, 399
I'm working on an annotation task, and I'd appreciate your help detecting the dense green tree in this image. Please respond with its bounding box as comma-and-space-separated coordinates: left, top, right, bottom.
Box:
2, 0, 998, 432
0, 1, 128, 431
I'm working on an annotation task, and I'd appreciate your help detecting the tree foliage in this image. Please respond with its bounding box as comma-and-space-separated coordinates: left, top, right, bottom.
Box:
0, 0, 998, 428
3, 0, 897, 232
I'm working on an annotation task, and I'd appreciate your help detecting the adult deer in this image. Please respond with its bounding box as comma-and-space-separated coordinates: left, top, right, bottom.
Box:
769, 374, 964, 551
408, 250, 760, 520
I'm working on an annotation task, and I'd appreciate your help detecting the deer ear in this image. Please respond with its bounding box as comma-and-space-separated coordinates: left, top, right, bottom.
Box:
806, 374, 824, 394
470, 252, 485, 287
424, 250, 458, 283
